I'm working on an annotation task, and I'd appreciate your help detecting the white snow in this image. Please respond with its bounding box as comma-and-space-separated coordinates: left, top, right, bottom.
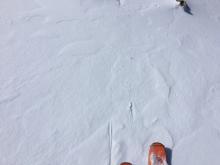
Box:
150, 154, 168, 165
0, 0, 220, 165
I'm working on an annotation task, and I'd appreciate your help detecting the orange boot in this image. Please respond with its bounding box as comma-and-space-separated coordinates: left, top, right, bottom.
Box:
120, 162, 132, 165
148, 142, 167, 165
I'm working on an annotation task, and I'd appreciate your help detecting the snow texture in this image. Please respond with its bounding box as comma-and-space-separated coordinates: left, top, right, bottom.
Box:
0, 0, 220, 165
150, 154, 168, 165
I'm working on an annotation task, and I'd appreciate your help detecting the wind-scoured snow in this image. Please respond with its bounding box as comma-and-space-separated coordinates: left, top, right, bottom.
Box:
0, 0, 220, 165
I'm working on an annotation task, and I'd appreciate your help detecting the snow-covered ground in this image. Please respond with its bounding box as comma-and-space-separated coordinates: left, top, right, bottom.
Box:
1, 0, 220, 164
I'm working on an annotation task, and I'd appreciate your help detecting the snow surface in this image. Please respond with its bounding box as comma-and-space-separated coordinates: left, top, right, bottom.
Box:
1, 0, 220, 165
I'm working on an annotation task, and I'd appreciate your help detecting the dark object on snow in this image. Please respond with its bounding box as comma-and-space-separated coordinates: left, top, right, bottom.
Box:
165, 147, 173, 165
179, 0, 186, 6
176, 0, 193, 15
183, 3, 193, 15
176, 0, 185, 6
120, 163, 132, 165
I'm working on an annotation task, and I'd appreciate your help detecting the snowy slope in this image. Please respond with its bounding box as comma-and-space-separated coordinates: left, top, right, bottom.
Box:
1, 0, 220, 164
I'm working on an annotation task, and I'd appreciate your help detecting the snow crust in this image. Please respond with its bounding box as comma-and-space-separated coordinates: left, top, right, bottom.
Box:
1, 0, 220, 165
150, 154, 168, 165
